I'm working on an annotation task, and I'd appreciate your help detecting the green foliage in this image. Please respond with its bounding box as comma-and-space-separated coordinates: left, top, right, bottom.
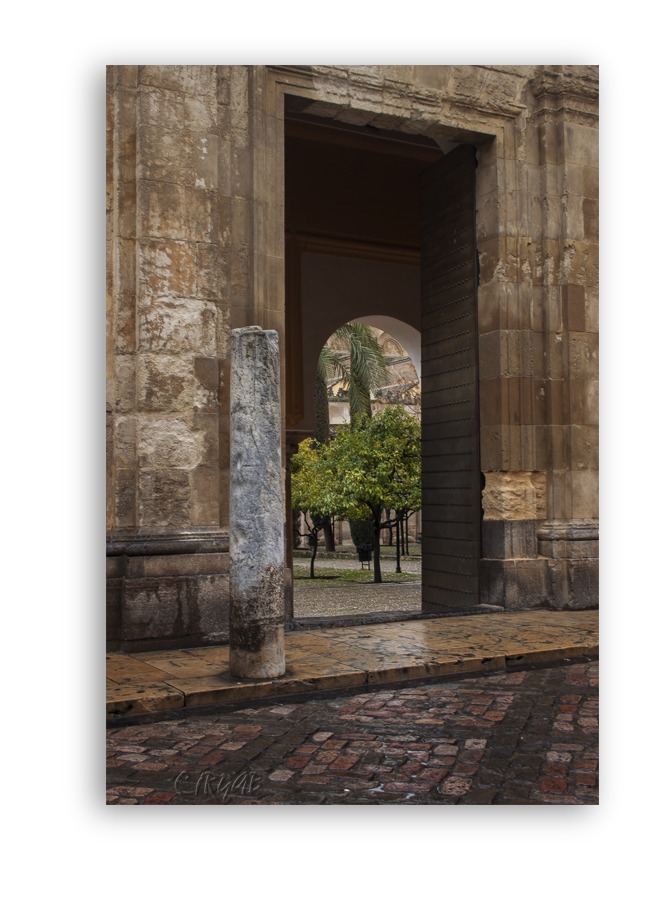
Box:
313, 370, 331, 446
291, 508, 302, 548
317, 322, 389, 427
349, 519, 374, 550
291, 405, 421, 527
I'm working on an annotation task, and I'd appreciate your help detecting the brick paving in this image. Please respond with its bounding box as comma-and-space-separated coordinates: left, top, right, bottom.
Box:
106, 660, 598, 805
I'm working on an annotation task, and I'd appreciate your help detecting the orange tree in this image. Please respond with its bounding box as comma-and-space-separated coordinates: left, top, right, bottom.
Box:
291, 406, 421, 583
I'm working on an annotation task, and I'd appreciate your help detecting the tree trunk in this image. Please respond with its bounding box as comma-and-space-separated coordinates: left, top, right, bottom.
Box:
396, 513, 401, 574
373, 510, 382, 583
313, 371, 330, 445
310, 532, 318, 579
323, 521, 335, 552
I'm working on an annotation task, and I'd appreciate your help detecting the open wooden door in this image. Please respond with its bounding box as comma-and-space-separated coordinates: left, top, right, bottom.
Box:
420, 144, 481, 610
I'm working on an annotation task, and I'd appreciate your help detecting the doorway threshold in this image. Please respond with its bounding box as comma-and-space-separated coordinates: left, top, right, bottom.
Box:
290, 604, 506, 632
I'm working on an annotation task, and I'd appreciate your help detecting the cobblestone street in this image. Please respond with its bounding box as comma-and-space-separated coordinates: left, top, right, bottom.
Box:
107, 660, 598, 805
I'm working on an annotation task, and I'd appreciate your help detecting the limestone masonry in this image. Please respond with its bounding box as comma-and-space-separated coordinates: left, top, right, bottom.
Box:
106, 65, 599, 651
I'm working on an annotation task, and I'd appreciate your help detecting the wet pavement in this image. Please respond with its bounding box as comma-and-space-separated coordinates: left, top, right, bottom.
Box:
106, 660, 598, 805
107, 609, 599, 716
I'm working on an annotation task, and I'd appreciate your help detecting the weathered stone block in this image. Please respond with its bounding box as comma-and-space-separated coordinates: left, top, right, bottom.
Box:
413, 65, 451, 92
139, 89, 185, 130
585, 379, 599, 425
138, 239, 196, 299
563, 194, 584, 241
115, 416, 136, 467
507, 329, 535, 377
194, 242, 219, 300
482, 471, 546, 520
115, 237, 137, 296
567, 559, 599, 608
106, 578, 122, 650
121, 572, 230, 651
477, 237, 506, 286
571, 470, 599, 519
138, 416, 205, 470
537, 121, 561, 166
192, 466, 220, 525
115, 468, 137, 527
533, 425, 552, 472
582, 198, 599, 241
479, 378, 508, 427
508, 282, 530, 331
185, 95, 217, 131
550, 424, 570, 470
480, 425, 510, 471
194, 357, 219, 391
194, 134, 218, 190
564, 123, 599, 168
138, 181, 218, 243
476, 160, 503, 198
505, 560, 549, 610
564, 163, 583, 198
114, 65, 138, 89
478, 331, 505, 380
562, 284, 586, 332
125, 553, 228, 578
475, 190, 501, 241
139, 65, 217, 98
477, 284, 505, 336
482, 519, 537, 559
137, 355, 215, 413
531, 379, 546, 425
138, 126, 195, 184
544, 377, 568, 425
582, 165, 599, 201
138, 300, 216, 355
585, 287, 599, 334
138, 469, 191, 526
564, 241, 599, 289
570, 424, 599, 471
479, 558, 549, 609
114, 293, 136, 354
543, 331, 566, 380
218, 414, 230, 468
570, 379, 585, 425
546, 470, 574, 521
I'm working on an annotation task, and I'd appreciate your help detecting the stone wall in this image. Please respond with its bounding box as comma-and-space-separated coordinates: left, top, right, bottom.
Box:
106, 65, 599, 650
106, 66, 231, 650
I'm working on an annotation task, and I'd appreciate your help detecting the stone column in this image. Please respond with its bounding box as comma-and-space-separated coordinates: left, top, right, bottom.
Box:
229, 326, 286, 678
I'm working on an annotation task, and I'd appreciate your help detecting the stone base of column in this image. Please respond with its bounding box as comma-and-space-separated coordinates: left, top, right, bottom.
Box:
106, 527, 230, 653
228, 621, 286, 679
478, 519, 598, 610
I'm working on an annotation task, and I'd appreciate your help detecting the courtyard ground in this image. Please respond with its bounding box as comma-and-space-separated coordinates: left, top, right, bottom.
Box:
292, 547, 422, 618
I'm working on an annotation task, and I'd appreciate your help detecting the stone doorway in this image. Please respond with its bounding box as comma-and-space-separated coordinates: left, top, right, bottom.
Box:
283, 110, 482, 616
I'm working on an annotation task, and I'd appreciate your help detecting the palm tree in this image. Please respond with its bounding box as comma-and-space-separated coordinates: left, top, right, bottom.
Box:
315, 322, 389, 440
314, 323, 389, 551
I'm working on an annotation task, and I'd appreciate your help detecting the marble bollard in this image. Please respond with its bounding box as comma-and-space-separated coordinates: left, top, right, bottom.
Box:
229, 327, 286, 679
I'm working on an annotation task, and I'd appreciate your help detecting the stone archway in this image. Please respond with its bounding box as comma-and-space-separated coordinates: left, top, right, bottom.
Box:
352, 315, 421, 382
